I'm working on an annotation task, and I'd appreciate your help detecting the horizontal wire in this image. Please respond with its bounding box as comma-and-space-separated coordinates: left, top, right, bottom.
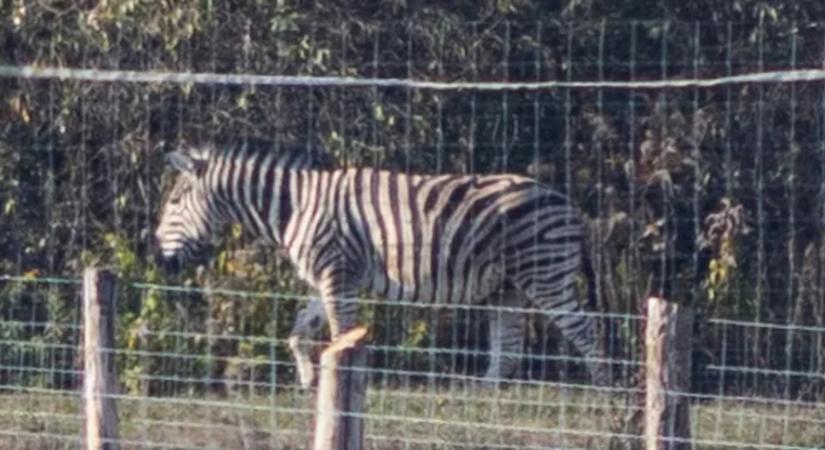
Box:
2, 64, 825, 90
130, 280, 644, 320
6, 275, 825, 332
0, 274, 81, 284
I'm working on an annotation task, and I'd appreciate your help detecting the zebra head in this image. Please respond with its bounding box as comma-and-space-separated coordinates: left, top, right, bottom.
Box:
154, 145, 218, 274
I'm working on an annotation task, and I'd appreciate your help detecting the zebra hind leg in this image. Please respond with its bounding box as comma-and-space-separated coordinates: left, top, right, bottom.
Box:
483, 289, 527, 387
517, 281, 608, 385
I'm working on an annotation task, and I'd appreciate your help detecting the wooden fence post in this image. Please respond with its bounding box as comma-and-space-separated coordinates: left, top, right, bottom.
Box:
83, 268, 120, 450
645, 297, 693, 450
313, 327, 369, 450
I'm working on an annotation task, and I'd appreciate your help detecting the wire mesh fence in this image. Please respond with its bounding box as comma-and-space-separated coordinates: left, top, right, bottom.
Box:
1, 275, 823, 449
1, 10, 825, 450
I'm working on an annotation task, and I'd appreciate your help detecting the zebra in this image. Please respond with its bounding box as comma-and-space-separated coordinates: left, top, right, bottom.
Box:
154, 140, 606, 387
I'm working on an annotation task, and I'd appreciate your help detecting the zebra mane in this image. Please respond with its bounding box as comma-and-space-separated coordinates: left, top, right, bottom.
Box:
179, 138, 338, 172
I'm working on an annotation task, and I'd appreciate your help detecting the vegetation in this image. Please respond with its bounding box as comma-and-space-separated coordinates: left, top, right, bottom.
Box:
1, 0, 825, 427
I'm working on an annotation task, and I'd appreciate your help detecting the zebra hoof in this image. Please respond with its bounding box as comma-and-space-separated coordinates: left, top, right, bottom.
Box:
588, 361, 610, 386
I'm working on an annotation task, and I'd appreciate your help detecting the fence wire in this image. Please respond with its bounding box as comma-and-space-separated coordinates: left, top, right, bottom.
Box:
2, 15, 825, 450
5, 64, 825, 90
1, 277, 824, 449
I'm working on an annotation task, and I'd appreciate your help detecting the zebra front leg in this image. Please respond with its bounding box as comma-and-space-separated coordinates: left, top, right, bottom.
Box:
319, 291, 359, 338
316, 270, 362, 338
294, 267, 361, 388
484, 291, 527, 384
288, 298, 328, 389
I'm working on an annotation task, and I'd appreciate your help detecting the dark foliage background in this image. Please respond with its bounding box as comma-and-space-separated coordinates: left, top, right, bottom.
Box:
1, 1, 824, 400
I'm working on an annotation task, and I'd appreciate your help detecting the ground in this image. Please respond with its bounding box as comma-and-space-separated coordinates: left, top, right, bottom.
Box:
1, 384, 823, 449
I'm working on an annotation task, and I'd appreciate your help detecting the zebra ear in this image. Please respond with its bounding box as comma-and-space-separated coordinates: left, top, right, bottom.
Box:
166, 151, 195, 174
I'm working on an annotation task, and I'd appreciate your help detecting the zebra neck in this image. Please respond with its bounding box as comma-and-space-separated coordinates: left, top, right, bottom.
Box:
206, 155, 300, 247
205, 146, 335, 248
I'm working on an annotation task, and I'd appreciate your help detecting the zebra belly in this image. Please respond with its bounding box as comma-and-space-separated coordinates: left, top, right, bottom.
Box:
373, 251, 503, 305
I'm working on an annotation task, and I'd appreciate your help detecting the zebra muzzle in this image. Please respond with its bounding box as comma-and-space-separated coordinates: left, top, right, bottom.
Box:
154, 250, 182, 275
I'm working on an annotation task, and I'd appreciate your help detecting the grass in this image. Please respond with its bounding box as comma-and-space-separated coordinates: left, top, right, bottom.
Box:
0, 383, 823, 449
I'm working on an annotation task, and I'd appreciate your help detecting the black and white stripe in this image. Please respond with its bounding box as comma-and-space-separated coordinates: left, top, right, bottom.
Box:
155, 141, 604, 385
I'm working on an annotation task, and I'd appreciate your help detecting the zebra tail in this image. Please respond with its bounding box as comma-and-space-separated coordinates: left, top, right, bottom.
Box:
581, 218, 614, 385
581, 219, 599, 313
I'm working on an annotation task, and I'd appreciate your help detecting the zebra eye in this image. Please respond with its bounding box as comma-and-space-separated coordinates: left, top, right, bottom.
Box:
168, 182, 192, 204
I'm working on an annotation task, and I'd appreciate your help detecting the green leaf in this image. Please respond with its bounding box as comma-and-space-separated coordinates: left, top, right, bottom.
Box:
4, 198, 16, 215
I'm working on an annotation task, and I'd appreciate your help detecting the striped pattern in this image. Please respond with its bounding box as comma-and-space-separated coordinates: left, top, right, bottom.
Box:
155, 141, 603, 384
